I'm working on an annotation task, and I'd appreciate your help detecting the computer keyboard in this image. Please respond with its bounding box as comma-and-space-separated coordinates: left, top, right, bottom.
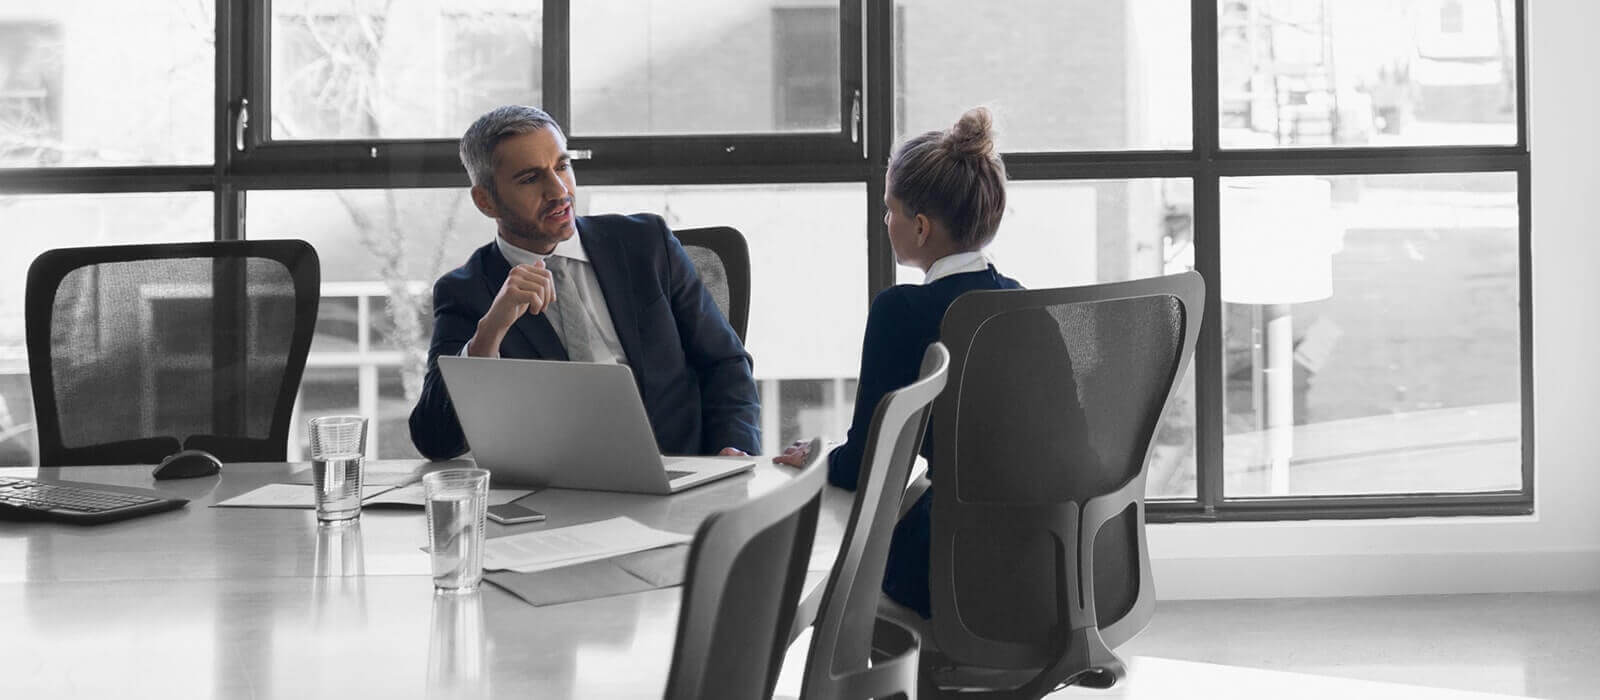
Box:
0, 476, 188, 525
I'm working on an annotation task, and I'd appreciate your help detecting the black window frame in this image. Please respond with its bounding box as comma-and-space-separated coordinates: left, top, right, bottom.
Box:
0, 0, 1532, 523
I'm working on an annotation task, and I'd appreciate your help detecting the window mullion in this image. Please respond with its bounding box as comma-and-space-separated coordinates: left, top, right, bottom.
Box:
864, 0, 895, 300
1192, 0, 1225, 514
543, 0, 571, 130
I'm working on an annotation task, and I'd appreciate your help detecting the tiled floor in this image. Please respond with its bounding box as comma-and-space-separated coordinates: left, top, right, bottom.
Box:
1119, 591, 1600, 700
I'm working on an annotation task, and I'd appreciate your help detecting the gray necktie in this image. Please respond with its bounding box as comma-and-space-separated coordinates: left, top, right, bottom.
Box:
546, 256, 597, 362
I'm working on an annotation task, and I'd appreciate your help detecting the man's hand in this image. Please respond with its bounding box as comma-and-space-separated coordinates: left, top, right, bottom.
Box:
771, 439, 813, 467
718, 447, 748, 457
488, 260, 556, 326
467, 260, 556, 357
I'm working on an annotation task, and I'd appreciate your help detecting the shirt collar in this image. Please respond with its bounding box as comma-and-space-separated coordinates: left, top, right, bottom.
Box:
495, 229, 590, 268
923, 251, 991, 285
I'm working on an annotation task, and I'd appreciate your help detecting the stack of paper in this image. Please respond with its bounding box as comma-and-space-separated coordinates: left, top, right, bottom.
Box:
483, 517, 692, 573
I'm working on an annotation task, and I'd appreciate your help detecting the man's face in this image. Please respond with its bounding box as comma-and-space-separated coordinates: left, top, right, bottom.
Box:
475, 126, 577, 254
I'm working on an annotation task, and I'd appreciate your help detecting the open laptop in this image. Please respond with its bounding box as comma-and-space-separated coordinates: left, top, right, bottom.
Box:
437, 355, 756, 494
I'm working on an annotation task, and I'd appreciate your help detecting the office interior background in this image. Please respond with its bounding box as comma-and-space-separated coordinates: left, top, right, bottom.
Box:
0, 0, 1594, 622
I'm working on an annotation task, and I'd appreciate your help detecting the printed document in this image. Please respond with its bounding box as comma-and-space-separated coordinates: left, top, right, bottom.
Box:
483, 516, 691, 572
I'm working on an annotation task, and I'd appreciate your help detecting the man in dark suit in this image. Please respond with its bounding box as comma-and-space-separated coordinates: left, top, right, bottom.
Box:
409, 105, 760, 460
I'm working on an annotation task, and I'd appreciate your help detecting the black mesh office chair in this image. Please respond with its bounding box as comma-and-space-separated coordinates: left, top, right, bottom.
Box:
675, 226, 751, 344
25, 240, 320, 466
794, 342, 949, 700
908, 271, 1204, 698
664, 438, 827, 700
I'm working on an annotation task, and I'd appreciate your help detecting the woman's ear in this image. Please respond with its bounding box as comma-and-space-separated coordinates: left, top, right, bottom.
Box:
914, 213, 933, 247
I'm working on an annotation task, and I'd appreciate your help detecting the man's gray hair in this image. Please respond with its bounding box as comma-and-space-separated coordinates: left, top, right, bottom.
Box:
459, 105, 564, 190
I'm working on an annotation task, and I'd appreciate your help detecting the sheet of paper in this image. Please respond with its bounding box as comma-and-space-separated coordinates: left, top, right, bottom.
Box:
505, 548, 633, 574
213, 483, 396, 508
484, 545, 691, 607
283, 471, 416, 487
486, 560, 655, 607
483, 516, 691, 571
362, 484, 532, 508
612, 544, 690, 588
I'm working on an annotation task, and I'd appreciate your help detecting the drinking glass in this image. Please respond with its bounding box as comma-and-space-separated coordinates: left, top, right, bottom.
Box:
309, 415, 367, 522
424, 468, 491, 593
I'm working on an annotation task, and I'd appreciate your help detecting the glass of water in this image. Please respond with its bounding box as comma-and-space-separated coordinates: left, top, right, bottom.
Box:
308, 415, 368, 522
424, 468, 490, 594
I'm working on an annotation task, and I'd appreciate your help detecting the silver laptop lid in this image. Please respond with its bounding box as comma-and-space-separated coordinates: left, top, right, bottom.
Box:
437, 355, 672, 492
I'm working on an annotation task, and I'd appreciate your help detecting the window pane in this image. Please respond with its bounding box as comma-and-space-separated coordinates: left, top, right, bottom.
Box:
1219, 0, 1518, 148
1221, 173, 1520, 496
0, 2, 212, 166
271, 1, 541, 140
571, 1, 842, 135
0, 193, 212, 465
896, 0, 1192, 151
897, 179, 1198, 498
586, 184, 867, 454
248, 189, 488, 459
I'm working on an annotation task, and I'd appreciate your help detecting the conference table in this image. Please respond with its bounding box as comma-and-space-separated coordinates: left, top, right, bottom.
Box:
0, 458, 852, 699
0, 460, 1532, 700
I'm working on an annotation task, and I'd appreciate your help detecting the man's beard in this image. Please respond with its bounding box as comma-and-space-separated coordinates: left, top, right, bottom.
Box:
494, 191, 571, 249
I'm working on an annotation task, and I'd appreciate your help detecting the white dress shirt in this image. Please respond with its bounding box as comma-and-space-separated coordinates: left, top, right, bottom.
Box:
489, 232, 629, 366
922, 251, 992, 285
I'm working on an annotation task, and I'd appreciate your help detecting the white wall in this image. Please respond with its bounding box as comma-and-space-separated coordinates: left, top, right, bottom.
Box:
1147, 0, 1600, 599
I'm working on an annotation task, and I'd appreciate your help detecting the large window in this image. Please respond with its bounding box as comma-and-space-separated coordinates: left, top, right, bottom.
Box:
0, 1, 1530, 522
270, 1, 542, 140
0, 1, 212, 167
895, 0, 1193, 151
1219, 0, 1517, 148
1220, 173, 1520, 496
570, 1, 843, 136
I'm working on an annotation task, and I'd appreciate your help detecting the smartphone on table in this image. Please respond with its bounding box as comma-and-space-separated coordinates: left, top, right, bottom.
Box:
487, 502, 547, 525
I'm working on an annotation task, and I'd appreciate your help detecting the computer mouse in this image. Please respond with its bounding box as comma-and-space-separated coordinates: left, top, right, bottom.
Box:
152, 449, 223, 480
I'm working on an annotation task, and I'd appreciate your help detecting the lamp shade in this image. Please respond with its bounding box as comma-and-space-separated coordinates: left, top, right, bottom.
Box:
1220, 178, 1339, 305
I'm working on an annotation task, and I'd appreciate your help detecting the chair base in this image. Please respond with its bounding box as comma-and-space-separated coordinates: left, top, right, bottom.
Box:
915, 633, 1129, 699
917, 662, 1126, 699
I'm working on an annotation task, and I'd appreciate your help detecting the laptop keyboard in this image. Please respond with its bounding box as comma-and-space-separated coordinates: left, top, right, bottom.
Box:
0, 477, 188, 525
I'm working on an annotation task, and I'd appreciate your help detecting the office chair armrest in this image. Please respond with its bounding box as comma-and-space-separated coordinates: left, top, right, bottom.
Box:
789, 583, 824, 645
900, 474, 931, 521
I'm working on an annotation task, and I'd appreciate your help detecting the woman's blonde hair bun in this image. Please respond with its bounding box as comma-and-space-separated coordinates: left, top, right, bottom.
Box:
941, 106, 997, 160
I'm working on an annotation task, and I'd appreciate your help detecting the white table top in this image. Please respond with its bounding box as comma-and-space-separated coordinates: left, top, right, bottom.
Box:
1, 461, 1529, 699
0, 459, 848, 699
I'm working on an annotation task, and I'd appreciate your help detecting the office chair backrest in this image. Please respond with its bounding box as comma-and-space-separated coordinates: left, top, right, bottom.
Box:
25, 240, 320, 466
664, 441, 826, 700
674, 226, 751, 344
930, 272, 1204, 688
801, 343, 948, 700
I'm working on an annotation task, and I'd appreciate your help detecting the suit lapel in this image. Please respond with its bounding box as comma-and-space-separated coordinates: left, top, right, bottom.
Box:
479, 240, 569, 361
578, 219, 644, 365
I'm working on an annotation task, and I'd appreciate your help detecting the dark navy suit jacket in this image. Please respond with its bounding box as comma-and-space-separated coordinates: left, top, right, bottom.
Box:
408, 213, 761, 460
826, 265, 1022, 618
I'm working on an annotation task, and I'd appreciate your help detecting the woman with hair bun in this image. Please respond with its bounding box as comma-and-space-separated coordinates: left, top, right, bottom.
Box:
774, 106, 1020, 618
